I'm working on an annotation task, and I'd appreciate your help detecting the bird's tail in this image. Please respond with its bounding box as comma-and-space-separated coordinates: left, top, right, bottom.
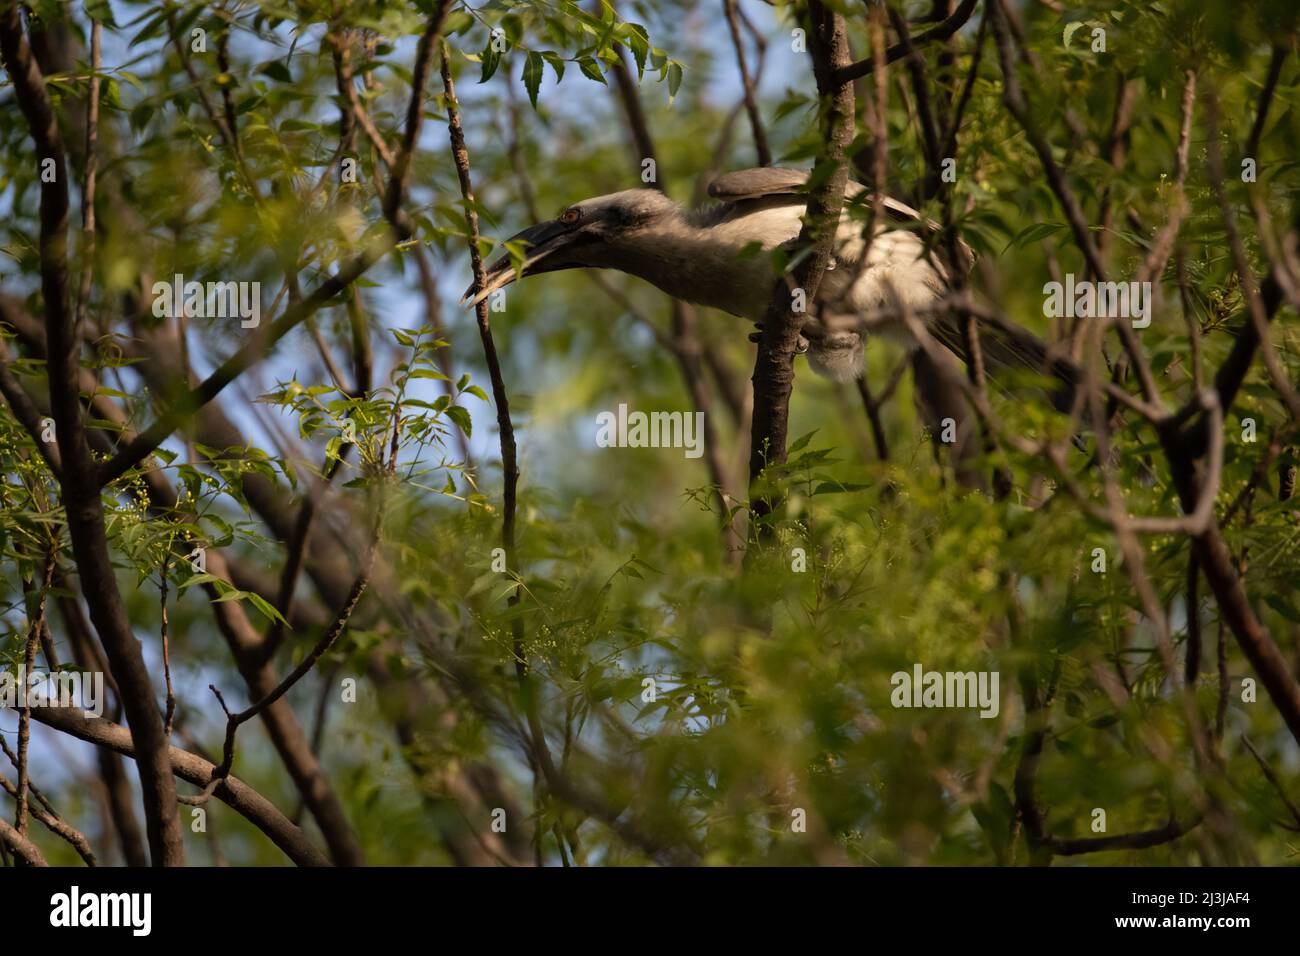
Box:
928, 311, 1078, 410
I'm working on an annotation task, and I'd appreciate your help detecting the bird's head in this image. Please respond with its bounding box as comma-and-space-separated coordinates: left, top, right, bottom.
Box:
463, 189, 679, 307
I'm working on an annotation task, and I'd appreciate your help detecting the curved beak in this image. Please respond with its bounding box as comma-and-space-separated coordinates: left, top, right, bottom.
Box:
461, 219, 579, 308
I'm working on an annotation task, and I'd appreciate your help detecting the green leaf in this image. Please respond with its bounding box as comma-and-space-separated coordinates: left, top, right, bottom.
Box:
666, 61, 683, 103
259, 60, 293, 84
178, 573, 220, 591
523, 51, 544, 109
245, 591, 289, 627
811, 481, 872, 495
479, 42, 502, 84
1265, 595, 1300, 624
542, 52, 566, 83
445, 405, 473, 437
85, 0, 118, 27
1003, 221, 1068, 254
444, 11, 475, 36
788, 430, 817, 454
128, 100, 155, 133
624, 23, 650, 78
578, 56, 606, 84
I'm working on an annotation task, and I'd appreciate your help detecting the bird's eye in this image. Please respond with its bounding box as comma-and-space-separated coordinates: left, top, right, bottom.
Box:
560, 208, 581, 225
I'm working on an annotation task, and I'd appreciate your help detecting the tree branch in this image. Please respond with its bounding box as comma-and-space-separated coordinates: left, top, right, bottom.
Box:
833, 0, 980, 86
747, 0, 854, 529
29, 707, 329, 867
0, 815, 47, 866
0, 0, 185, 865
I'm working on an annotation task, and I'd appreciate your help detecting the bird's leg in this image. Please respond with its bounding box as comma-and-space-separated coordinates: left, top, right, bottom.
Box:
748, 322, 809, 353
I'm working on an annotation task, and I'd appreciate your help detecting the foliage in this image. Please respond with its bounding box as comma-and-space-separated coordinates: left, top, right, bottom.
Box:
0, 0, 1298, 867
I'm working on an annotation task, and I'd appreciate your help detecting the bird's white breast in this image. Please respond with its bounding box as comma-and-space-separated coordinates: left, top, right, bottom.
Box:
610, 201, 950, 326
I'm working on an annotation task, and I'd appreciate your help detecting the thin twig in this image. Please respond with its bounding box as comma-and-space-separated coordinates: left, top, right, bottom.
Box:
160, 554, 176, 737
723, 0, 770, 165
0, 771, 96, 865
1204, 90, 1300, 421
833, 0, 980, 85
442, 42, 556, 784
188, 530, 379, 806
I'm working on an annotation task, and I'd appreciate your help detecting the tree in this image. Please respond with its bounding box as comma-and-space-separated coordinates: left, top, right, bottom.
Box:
0, 0, 1298, 868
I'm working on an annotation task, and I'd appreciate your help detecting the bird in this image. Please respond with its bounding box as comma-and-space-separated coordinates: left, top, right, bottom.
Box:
464, 167, 1052, 478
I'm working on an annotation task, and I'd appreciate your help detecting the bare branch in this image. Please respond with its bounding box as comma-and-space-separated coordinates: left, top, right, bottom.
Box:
0, 0, 185, 865
724, 0, 771, 166
1244, 45, 1288, 164
0, 771, 96, 865
989, 0, 1162, 411
73, 18, 99, 335
29, 707, 329, 867
190, 537, 377, 809
1204, 92, 1300, 421
1048, 814, 1201, 856
0, 815, 47, 866
833, 0, 980, 86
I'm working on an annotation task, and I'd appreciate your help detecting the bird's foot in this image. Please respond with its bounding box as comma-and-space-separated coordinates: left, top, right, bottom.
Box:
747, 323, 810, 353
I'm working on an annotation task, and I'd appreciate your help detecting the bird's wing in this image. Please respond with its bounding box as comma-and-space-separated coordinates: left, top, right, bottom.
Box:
707, 168, 972, 272
707, 167, 915, 221
706, 167, 819, 202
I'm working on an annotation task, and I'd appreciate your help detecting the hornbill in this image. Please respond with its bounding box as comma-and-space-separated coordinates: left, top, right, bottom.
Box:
464, 167, 1059, 475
